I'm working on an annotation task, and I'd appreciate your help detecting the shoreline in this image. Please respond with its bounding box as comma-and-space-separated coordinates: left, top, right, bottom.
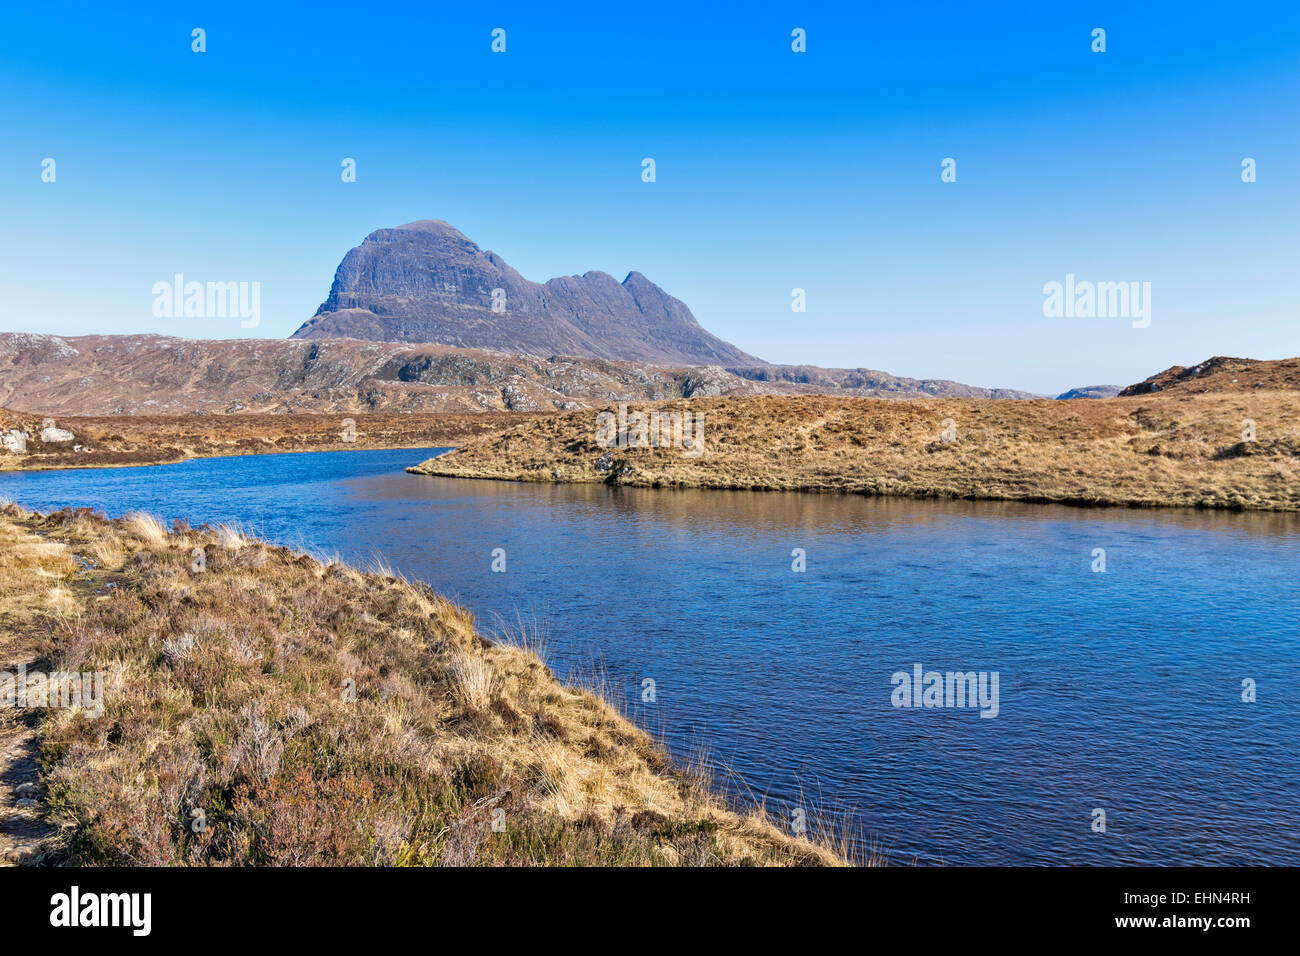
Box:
0, 504, 856, 866
3, 440, 456, 474
0, 410, 543, 474
7, 391, 1297, 513
406, 463, 1300, 514
408, 392, 1300, 513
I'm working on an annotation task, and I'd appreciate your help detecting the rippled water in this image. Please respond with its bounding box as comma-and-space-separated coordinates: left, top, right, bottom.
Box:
3, 448, 1297, 865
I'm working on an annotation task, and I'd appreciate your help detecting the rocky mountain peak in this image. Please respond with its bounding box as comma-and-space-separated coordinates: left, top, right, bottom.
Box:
292, 220, 762, 366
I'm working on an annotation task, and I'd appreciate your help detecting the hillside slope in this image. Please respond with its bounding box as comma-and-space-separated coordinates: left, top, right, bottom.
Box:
0, 332, 1039, 417
1120, 356, 1300, 396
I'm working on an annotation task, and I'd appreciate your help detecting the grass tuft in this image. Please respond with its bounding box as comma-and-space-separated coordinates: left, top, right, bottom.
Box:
123, 511, 167, 546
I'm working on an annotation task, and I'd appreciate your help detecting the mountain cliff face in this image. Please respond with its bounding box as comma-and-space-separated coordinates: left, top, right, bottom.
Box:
292, 220, 761, 366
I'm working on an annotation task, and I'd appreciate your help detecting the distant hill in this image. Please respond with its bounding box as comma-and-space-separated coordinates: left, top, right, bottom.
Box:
0, 333, 1042, 417
0, 405, 40, 437
1056, 385, 1122, 400
730, 364, 1040, 400
0, 333, 762, 416
1120, 356, 1300, 396
293, 219, 762, 366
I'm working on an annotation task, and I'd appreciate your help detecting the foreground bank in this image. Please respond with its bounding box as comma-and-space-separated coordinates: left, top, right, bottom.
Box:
0, 504, 846, 865
409, 392, 1300, 511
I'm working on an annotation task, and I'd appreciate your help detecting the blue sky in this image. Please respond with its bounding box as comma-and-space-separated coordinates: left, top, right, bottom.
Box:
1, 1, 1296, 393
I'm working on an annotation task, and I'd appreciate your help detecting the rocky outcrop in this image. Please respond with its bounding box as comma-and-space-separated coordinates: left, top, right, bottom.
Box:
39, 420, 74, 442
293, 220, 762, 366
1056, 385, 1122, 400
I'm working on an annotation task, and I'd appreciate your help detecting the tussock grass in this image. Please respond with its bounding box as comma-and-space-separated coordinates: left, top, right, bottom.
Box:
365, 553, 412, 585
123, 512, 167, 546
449, 648, 496, 712
486, 611, 551, 665
0, 507, 848, 867
216, 523, 248, 551
91, 537, 125, 570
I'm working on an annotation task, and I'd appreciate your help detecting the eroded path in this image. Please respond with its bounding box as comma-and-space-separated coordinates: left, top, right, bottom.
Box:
0, 509, 73, 864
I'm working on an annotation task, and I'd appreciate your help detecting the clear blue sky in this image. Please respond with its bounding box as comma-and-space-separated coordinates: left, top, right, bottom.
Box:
2, 1, 1296, 393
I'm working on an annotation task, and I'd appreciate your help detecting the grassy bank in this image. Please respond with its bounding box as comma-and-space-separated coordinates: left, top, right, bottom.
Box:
409, 392, 1300, 511
0, 410, 545, 472
0, 504, 850, 866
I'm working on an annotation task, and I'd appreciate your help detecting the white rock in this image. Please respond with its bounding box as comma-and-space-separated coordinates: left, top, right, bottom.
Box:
40, 426, 74, 443
1, 429, 27, 453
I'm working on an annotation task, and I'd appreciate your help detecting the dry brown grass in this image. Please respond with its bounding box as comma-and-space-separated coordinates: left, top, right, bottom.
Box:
0, 502, 77, 865
448, 649, 496, 712
123, 512, 168, 546
0, 505, 79, 635
0, 506, 848, 867
90, 536, 125, 570
410, 391, 1300, 511
215, 523, 247, 551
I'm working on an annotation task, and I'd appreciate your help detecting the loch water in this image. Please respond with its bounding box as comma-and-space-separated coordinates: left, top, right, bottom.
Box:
4, 447, 1297, 865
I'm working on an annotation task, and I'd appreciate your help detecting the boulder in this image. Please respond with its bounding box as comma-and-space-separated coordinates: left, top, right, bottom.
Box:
1, 429, 27, 453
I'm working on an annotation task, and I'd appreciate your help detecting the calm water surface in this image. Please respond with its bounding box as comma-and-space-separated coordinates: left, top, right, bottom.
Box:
3, 448, 1297, 865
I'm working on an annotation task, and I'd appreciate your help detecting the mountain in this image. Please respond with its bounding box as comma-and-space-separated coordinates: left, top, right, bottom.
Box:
292, 220, 762, 366
0, 333, 1040, 417
1056, 385, 1122, 400
1119, 356, 1300, 396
